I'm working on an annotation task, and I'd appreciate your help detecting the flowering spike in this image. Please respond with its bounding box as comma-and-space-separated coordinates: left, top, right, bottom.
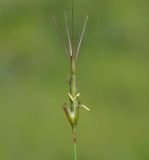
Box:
55, 3, 89, 160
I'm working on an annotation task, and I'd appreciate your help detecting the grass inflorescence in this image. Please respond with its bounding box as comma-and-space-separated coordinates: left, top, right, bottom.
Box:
54, 2, 89, 160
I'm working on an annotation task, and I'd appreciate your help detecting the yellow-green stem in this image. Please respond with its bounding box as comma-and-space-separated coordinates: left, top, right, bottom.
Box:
73, 127, 77, 160
70, 58, 79, 160
73, 142, 77, 160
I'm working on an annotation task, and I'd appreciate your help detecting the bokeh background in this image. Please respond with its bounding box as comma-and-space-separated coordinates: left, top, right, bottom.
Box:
0, 0, 149, 160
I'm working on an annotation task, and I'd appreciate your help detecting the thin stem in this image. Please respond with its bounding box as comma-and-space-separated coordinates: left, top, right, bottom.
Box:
73, 127, 77, 160
73, 142, 77, 160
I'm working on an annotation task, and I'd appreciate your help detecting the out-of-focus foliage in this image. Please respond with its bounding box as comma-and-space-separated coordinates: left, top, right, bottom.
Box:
0, 0, 149, 160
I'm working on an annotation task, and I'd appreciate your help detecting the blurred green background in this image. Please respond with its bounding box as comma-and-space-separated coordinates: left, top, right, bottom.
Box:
0, 0, 149, 160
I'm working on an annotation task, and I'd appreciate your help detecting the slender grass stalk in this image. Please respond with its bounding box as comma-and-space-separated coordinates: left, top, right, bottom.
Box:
73, 141, 77, 160
72, 126, 77, 160
54, 2, 90, 160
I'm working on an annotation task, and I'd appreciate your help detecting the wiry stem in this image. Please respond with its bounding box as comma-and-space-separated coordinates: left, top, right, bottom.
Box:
73, 142, 77, 160
73, 126, 77, 160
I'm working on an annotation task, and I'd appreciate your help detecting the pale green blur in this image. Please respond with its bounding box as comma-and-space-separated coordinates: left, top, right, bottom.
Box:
0, 0, 149, 160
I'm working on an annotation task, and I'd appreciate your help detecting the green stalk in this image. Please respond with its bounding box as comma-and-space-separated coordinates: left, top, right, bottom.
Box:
73, 142, 77, 160
70, 58, 79, 160
72, 126, 77, 160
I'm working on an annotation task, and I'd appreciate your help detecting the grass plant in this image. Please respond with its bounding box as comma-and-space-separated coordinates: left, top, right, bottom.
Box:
54, 2, 89, 160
